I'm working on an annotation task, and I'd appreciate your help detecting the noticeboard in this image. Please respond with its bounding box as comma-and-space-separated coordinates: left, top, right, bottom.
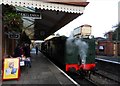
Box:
2, 58, 20, 80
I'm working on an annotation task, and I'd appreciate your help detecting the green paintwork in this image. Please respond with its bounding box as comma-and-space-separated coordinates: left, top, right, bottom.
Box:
65, 38, 95, 64
81, 38, 95, 64
65, 38, 79, 64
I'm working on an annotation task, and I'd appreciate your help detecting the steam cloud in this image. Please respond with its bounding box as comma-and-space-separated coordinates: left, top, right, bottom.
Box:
75, 39, 88, 64
66, 31, 89, 64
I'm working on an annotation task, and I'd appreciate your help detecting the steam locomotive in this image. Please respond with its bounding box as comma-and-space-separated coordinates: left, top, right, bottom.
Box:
41, 36, 96, 76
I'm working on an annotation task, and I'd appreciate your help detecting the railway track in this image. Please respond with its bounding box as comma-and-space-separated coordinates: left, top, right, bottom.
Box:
67, 70, 120, 86
67, 72, 98, 86
91, 71, 120, 85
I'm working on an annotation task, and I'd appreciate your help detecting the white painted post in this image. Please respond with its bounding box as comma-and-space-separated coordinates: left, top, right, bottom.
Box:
0, 4, 2, 79
118, 1, 120, 23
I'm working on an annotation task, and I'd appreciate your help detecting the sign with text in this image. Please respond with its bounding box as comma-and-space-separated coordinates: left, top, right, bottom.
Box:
8, 34, 20, 39
2, 58, 20, 80
17, 11, 41, 19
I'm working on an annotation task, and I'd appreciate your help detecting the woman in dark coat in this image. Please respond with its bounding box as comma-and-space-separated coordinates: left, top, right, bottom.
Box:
23, 44, 31, 57
14, 45, 22, 57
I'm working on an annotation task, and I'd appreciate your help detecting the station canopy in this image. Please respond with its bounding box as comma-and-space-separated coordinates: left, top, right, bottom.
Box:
1, 0, 89, 40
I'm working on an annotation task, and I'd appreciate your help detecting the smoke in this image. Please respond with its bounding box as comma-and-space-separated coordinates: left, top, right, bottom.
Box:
66, 31, 89, 64
75, 39, 88, 64
66, 32, 75, 55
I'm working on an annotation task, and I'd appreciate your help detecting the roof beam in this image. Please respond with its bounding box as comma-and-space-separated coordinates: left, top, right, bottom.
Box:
49, 13, 81, 34
2, 0, 86, 13
34, 20, 51, 29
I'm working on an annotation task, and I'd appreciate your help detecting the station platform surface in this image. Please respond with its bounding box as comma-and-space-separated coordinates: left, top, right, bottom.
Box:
96, 56, 120, 64
2, 49, 77, 85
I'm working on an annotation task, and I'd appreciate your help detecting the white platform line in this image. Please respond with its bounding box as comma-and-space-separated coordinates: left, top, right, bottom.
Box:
47, 58, 80, 86
96, 58, 120, 65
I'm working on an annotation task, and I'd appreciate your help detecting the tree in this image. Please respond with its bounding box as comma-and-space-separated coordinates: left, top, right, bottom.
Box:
2, 4, 23, 33
112, 22, 120, 41
3, 5, 31, 44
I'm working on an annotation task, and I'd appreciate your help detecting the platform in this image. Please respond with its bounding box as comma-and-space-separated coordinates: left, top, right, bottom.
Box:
96, 56, 120, 64
96, 56, 120, 77
2, 49, 77, 85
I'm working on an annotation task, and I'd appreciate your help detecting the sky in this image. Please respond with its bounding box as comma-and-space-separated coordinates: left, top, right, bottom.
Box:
55, 0, 119, 38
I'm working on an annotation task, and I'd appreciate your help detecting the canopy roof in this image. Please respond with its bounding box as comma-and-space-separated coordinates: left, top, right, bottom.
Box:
2, 0, 89, 40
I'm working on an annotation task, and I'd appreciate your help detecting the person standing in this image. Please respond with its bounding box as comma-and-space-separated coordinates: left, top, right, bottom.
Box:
35, 46, 38, 55
23, 44, 31, 68
13, 44, 22, 57
23, 44, 31, 57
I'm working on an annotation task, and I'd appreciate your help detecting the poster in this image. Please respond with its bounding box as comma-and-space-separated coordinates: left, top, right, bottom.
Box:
2, 58, 20, 80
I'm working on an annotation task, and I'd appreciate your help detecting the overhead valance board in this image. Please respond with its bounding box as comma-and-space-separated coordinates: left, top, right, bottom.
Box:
1, 0, 89, 14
